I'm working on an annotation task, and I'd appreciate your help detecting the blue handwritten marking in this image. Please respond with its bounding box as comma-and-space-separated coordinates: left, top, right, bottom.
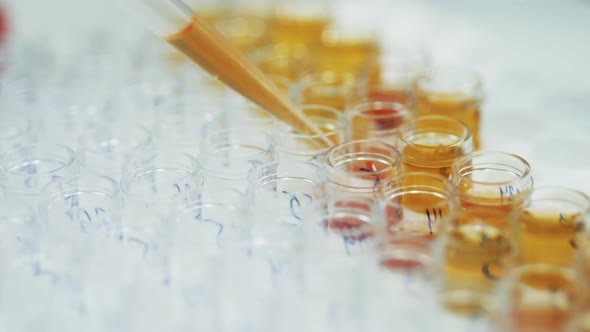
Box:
127, 237, 149, 257
360, 167, 381, 187
192, 207, 203, 221
77, 209, 91, 233
184, 183, 191, 191
267, 258, 282, 289
203, 218, 224, 248
24, 177, 33, 189
499, 185, 520, 204
342, 231, 356, 256
174, 183, 181, 193
32, 261, 59, 285
282, 190, 302, 221
281, 190, 312, 222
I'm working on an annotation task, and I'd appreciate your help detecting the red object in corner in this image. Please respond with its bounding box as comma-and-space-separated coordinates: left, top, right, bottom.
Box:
0, 5, 8, 45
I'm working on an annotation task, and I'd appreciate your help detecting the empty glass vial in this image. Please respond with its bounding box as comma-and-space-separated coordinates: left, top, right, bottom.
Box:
78, 124, 152, 177
39, 174, 122, 237
273, 104, 345, 163
247, 160, 323, 233
199, 127, 278, 193
0, 144, 78, 205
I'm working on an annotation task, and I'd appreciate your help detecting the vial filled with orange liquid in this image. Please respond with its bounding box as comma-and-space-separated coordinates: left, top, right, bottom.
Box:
437, 206, 519, 315
397, 115, 474, 179
517, 187, 590, 267
450, 151, 534, 214
322, 140, 404, 198
414, 66, 483, 149
497, 264, 579, 332
382, 172, 458, 240
347, 99, 414, 143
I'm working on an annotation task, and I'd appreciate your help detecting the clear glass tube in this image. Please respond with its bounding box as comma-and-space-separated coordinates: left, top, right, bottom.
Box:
152, 96, 219, 158
0, 144, 78, 203
274, 104, 345, 163
78, 124, 152, 177
348, 99, 413, 143
450, 151, 533, 213
398, 115, 474, 178
414, 66, 483, 149
517, 187, 590, 267
199, 126, 278, 193
247, 160, 322, 234
173, 189, 248, 251
382, 172, 458, 240
39, 174, 122, 237
322, 139, 404, 197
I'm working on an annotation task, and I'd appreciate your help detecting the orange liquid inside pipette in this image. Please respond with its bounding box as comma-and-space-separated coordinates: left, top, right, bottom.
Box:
166, 15, 333, 148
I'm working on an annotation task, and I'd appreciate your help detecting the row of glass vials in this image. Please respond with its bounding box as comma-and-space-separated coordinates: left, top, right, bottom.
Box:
0, 2, 587, 331
1, 124, 590, 331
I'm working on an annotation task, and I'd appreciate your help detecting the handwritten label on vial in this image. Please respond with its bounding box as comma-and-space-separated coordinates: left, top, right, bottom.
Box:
499, 185, 520, 204
425, 208, 443, 235
359, 167, 381, 187
202, 218, 224, 248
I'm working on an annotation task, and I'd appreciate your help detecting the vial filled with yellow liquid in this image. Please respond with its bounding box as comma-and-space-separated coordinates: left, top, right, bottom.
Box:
498, 264, 579, 332
397, 115, 474, 179
382, 172, 458, 240
438, 207, 518, 315
414, 67, 483, 149
518, 187, 590, 267
450, 151, 533, 214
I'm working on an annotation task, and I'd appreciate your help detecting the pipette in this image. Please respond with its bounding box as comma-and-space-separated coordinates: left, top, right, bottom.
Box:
122, 0, 332, 148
